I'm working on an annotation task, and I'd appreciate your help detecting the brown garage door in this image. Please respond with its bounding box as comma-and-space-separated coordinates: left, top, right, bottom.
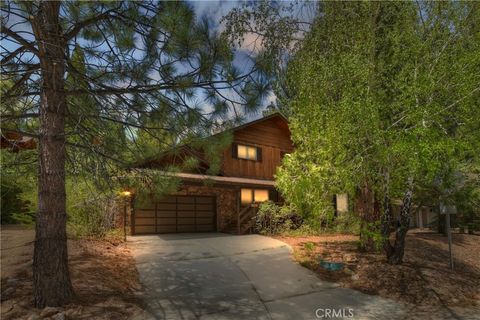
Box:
133, 195, 216, 234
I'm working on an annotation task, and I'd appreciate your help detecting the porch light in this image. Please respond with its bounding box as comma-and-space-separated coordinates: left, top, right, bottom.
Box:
121, 190, 132, 197
120, 190, 133, 241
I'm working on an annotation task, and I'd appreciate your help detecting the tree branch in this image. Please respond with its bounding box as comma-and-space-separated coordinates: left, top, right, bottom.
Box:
0, 24, 38, 54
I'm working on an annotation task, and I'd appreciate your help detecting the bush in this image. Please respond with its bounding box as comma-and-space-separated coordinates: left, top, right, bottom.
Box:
67, 197, 118, 238
255, 201, 303, 235
1, 180, 35, 225
333, 211, 361, 234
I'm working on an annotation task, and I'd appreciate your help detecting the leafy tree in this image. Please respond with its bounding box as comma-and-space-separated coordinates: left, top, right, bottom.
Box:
222, 0, 315, 116
1, 1, 267, 306
225, 1, 480, 262
275, 1, 479, 263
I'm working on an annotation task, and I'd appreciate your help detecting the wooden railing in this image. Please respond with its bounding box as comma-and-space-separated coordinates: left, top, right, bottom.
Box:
237, 204, 259, 235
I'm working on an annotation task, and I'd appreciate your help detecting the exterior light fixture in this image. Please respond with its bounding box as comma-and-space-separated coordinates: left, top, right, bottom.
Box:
120, 190, 133, 241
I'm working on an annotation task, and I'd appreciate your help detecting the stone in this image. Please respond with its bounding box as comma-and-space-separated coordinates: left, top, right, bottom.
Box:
343, 267, 354, 275
351, 274, 360, 281
27, 313, 40, 320
2, 287, 15, 298
52, 312, 66, 320
343, 254, 358, 263
40, 307, 60, 318
6, 278, 19, 286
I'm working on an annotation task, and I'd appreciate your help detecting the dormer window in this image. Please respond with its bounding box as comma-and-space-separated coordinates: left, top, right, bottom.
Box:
232, 143, 262, 161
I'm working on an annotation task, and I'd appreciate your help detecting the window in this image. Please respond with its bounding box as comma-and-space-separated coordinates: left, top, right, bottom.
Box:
241, 188, 253, 205
233, 144, 262, 161
254, 189, 269, 202
241, 188, 269, 205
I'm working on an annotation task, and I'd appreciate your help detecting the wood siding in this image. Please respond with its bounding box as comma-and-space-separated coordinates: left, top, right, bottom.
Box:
222, 117, 293, 179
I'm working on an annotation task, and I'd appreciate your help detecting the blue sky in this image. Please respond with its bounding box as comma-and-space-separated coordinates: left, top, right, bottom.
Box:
1, 1, 279, 121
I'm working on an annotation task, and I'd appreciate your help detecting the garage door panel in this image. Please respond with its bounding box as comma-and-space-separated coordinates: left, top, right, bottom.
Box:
135, 210, 155, 218
134, 195, 216, 234
177, 211, 195, 218
156, 225, 177, 233
177, 225, 196, 232
196, 211, 214, 218
177, 204, 195, 210
156, 203, 177, 210
196, 217, 214, 224
196, 225, 215, 232
135, 217, 155, 225
178, 218, 195, 225
196, 204, 214, 211
156, 210, 176, 217
156, 217, 176, 224
135, 226, 156, 234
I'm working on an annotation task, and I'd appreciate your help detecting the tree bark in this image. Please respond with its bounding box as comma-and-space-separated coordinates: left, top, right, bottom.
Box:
31, 1, 74, 307
357, 182, 381, 251
387, 179, 413, 265
380, 193, 394, 257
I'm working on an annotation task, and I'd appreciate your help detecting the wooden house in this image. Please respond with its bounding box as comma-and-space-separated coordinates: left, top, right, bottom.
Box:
131, 112, 293, 235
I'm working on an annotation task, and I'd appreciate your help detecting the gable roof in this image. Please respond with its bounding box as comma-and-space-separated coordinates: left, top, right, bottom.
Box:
131, 112, 289, 169
222, 112, 289, 136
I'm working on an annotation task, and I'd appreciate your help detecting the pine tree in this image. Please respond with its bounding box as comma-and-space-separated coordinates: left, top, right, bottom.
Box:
1, 1, 267, 306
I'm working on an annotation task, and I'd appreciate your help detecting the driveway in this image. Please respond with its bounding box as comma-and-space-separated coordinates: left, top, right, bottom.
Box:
130, 233, 406, 320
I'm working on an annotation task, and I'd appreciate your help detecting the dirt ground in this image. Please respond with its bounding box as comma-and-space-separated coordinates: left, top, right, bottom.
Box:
1, 225, 150, 320
276, 230, 480, 319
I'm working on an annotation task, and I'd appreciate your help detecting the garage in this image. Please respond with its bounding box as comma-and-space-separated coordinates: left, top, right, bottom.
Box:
132, 195, 216, 234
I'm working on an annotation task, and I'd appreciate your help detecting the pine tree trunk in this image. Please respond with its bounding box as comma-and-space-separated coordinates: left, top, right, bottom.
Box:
31, 1, 74, 307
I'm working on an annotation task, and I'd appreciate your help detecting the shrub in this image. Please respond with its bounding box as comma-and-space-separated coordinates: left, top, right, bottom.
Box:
67, 196, 118, 238
333, 211, 361, 234
255, 201, 302, 235
1, 180, 35, 225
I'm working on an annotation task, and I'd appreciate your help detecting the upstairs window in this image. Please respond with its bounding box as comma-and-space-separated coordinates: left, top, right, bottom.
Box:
232, 143, 262, 161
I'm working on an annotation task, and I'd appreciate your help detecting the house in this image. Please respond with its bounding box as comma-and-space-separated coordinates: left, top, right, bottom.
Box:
130, 112, 294, 235
0, 130, 37, 152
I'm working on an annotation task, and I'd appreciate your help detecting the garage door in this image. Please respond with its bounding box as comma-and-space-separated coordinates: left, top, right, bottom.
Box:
133, 195, 216, 234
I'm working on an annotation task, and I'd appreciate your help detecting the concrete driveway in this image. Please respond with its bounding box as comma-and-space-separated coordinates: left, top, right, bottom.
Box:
130, 233, 406, 320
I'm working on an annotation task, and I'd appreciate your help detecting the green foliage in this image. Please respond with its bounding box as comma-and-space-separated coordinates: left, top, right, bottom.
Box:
65, 179, 118, 238
275, 2, 480, 227
0, 179, 34, 224
67, 200, 111, 238
333, 212, 361, 235
1, 180, 22, 223
121, 170, 180, 207
255, 201, 301, 235
1, 150, 38, 225
360, 221, 383, 251
3, 0, 269, 202
303, 241, 315, 253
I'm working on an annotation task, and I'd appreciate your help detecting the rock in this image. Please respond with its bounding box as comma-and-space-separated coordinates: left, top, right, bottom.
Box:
6, 278, 19, 286
1, 287, 16, 299
52, 312, 66, 320
27, 313, 40, 320
343, 254, 358, 263
351, 274, 360, 281
40, 307, 60, 318
343, 267, 354, 275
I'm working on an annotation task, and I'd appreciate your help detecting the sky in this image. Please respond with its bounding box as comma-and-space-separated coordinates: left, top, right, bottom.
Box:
1, 1, 305, 121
